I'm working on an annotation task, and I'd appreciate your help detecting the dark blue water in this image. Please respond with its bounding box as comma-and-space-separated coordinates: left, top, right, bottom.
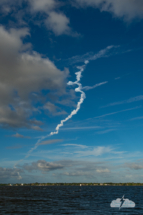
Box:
0, 186, 143, 214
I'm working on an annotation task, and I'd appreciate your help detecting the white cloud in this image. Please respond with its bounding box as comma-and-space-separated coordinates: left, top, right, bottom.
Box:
45, 12, 73, 36
63, 144, 88, 149
12, 133, 25, 138
44, 102, 67, 116
75, 146, 113, 157
74, 0, 143, 21
64, 171, 90, 176
12, 133, 30, 138
127, 95, 143, 103
126, 163, 143, 170
0, 167, 22, 181
29, 1, 76, 36
22, 160, 64, 172
0, 26, 68, 129
96, 168, 110, 173
30, 0, 57, 12
0, 0, 76, 36
31, 126, 43, 131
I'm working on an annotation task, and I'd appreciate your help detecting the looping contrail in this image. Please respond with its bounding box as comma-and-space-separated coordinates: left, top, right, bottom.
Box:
14, 62, 87, 167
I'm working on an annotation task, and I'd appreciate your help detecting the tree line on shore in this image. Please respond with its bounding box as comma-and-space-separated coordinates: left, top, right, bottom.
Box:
0, 182, 143, 186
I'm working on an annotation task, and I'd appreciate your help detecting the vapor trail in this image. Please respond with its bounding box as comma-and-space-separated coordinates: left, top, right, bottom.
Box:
14, 62, 87, 167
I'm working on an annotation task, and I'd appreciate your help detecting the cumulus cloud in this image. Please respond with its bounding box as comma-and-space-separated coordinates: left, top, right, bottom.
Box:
64, 168, 110, 177
44, 102, 67, 116
0, 26, 68, 129
56, 89, 77, 107
0, 0, 76, 36
64, 171, 91, 176
96, 168, 110, 173
126, 163, 143, 170
28, 1, 75, 36
74, 0, 143, 21
29, 0, 57, 12
21, 159, 111, 178
0, 167, 22, 181
53, 159, 111, 177
0, 0, 57, 13
45, 12, 74, 36
22, 160, 64, 172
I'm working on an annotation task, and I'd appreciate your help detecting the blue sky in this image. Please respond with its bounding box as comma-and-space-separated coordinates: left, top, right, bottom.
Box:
0, 0, 143, 183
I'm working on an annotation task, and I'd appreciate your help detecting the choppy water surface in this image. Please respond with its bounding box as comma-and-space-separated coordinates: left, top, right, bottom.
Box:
0, 186, 143, 214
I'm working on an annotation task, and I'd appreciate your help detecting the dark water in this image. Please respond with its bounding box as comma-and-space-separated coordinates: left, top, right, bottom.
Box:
0, 186, 143, 214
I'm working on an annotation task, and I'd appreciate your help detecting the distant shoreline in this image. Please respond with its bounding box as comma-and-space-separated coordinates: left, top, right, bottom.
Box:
1, 183, 143, 186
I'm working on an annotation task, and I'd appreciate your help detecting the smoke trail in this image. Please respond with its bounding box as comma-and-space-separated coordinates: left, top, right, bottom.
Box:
14, 62, 87, 167
50, 64, 86, 136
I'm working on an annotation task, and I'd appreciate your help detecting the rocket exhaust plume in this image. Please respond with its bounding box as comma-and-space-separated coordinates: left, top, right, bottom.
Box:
50, 64, 86, 136
14, 62, 87, 167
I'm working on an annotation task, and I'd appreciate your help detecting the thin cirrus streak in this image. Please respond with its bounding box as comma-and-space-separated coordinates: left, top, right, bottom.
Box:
83, 81, 108, 91
14, 61, 88, 167
93, 106, 141, 119
67, 45, 119, 65
101, 95, 143, 108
